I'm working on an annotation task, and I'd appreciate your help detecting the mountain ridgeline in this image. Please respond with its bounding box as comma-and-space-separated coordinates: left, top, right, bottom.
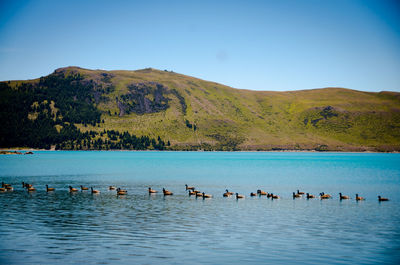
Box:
1, 67, 399, 151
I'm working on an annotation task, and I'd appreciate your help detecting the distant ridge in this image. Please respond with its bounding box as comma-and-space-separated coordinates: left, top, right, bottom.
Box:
1, 66, 399, 151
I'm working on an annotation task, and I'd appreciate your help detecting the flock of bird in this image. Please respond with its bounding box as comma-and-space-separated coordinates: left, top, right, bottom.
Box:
0, 182, 390, 201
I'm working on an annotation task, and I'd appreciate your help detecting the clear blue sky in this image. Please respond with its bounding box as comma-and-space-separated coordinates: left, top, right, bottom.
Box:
0, 0, 399, 92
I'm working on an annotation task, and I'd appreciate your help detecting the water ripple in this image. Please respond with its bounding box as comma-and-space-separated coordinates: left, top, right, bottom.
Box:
1, 152, 400, 264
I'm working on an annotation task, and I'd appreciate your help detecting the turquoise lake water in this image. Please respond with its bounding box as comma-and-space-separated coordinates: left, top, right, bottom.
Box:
0, 151, 399, 264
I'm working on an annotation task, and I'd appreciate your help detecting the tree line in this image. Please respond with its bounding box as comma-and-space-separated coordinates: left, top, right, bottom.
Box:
56, 130, 169, 150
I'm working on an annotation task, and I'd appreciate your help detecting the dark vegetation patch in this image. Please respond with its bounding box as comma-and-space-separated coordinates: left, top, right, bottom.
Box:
311, 118, 323, 126
320, 106, 338, 119
115, 82, 187, 116
100, 72, 113, 83
185, 119, 197, 131
0, 72, 100, 148
310, 106, 339, 126
303, 106, 346, 128
0, 73, 167, 150
55, 130, 168, 151
38, 71, 102, 124
56, 68, 115, 104
117, 82, 170, 115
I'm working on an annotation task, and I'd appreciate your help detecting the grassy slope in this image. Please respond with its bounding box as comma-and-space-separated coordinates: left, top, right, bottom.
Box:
7, 67, 400, 151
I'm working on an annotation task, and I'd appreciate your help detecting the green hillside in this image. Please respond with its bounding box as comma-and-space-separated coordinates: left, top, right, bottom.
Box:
1, 66, 400, 151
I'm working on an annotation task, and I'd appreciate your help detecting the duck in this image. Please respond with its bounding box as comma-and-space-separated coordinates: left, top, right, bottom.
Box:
24, 183, 33, 189
202, 192, 212, 198
109, 186, 116, 190
193, 189, 201, 194
223, 191, 231, 197
69, 186, 78, 192
5, 185, 13, 191
320, 192, 331, 199
225, 189, 234, 195
257, 189, 267, 196
236, 193, 245, 199
339, 193, 350, 200
297, 189, 305, 195
250, 192, 257, 197
80, 185, 89, 191
306, 193, 315, 199
117, 188, 127, 195
195, 192, 203, 197
1, 182, 9, 188
271, 193, 280, 199
185, 184, 195, 191
91, 187, 100, 194
293, 192, 301, 198
378, 196, 389, 201
27, 186, 36, 192
162, 188, 173, 196
46, 185, 55, 192
355, 194, 365, 201
148, 187, 157, 194
267, 193, 272, 198
0, 187, 6, 192
188, 190, 196, 196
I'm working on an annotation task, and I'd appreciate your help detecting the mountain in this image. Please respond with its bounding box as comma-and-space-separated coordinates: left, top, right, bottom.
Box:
1, 66, 399, 151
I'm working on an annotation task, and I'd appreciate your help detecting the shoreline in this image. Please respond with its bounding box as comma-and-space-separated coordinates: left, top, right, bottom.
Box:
1, 148, 398, 154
